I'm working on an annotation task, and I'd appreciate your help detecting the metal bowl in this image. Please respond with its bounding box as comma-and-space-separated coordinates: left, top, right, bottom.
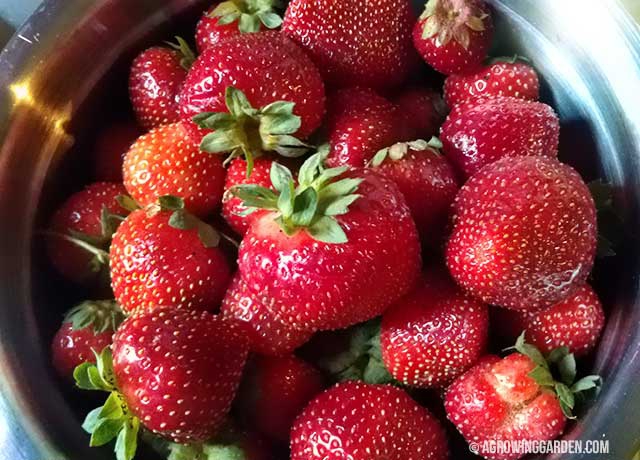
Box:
0, 1, 639, 459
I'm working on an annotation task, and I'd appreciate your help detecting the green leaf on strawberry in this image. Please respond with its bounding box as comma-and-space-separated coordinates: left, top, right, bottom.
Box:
210, 0, 283, 33
157, 195, 221, 248
165, 36, 197, 70
63, 300, 124, 333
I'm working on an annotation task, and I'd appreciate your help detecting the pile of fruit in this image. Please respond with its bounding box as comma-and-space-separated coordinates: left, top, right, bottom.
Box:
47, 0, 610, 459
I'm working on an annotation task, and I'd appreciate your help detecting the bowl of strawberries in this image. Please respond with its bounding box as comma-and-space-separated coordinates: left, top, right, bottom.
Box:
0, 0, 639, 459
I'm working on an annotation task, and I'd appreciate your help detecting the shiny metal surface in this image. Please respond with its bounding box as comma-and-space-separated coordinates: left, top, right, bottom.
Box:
0, 0, 638, 459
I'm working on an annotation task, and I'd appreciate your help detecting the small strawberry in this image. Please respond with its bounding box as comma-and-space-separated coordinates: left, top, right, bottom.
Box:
369, 139, 459, 248
221, 274, 314, 356
440, 96, 560, 177
291, 381, 449, 460
123, 121, 225, 217
413, 0, 493, 75
238, 355, 324, 442
51, 300, 124, 378
92, 120, 140, 182
446, 156, 597, 312
394, 86, 447, 140
233, 148, 421, 331
74, 308, 249, 460
195, 0, 283, 52
282, 0, 416, 89
109, 197, 231, 315
444, 57, 540, 107
129, 37, 195, 131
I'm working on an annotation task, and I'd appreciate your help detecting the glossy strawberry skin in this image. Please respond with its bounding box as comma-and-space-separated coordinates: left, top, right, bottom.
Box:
112, 308, 249, 443
221, 275, 314, 356
444, 61, 540, 107
179, 31, 325, 143
291, 381, 449, 460
394, 87, 447, 140
441, 96, 560, 178
51, 323, 113, 378
129, 47, 186, 131
110, 210, 232, 315
239, 170, 421, 331
123, 121, 225, 217
195, 6, 245, 53
446, 156, 597, 312
445, 354, 566, 460
93, 121, 140, 182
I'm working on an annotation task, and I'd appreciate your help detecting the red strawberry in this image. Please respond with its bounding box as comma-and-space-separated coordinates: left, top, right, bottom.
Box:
221, 274, 314, 355
325, 87, 402, 168
441, 96, 560, 178
51, 300, 124, 378
394, 86, 447, 140
92, 120, 140, 182
380, 268, 489, 388
413, 0, 493, 75
234, 150, 421, 331
492, 284, 605, 357
129, 38, 195, 131
282, 0, 416, 89
444, 58, 540, 107
47, 182, 128, 284
110, 201, 231, 315
369, 140, 459, 248
123, 121, 225, 217
446, 156, 597, 312
291, 381, 449, 460
238, 355, 324, 442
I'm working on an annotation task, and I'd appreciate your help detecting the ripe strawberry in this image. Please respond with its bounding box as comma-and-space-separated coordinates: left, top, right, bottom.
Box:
129, 37, 195, 131
492, 284, 605, 357
110, 199, 231, 315
238, 355, 324, 442
413, 0, 493, 75
291, 381, 449, 460
282, 0, 416, 89
123, 121, 225, 217
221, 274, 314, 355
47, 182, 128, 284
441, 96, 560, 178
394, 86, 447, 140
446, 156, 597, 312
233, 149, 421, 331
380, 268, 488, 388
325, 87, 402, 168
369, 140, 459, 248
444, 58, 540, 107
92, 120, 140, 182
51, 300, 124, 378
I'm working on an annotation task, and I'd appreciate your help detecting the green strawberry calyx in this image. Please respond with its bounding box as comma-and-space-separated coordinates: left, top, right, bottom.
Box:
231, 146, 363, 244
194, 87, 311, 177
420, 0, 489, 49
63, 300, 125, 333
369, 137, 443, 167
165, 36, 197, 70
209, 0, 283, 33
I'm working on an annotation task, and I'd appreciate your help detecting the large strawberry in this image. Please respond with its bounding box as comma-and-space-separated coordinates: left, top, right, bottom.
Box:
394, 86, 447, 140
291, 381, 449, 460
446, 156, 597, 312
233, 148, 421, 331
110, 197, 231, 315
93, 120, 140, 182
413, 0, 493, 75
123, 121, 225, 217
440, 96, 560, 178
74, 308, 249, 460
282, 0, 416, 89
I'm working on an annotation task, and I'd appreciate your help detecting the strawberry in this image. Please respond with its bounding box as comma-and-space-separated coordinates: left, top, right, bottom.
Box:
123, 121, 225, 217
221, 274, 314, 355
414, 0, 493, 75
74, 308, 249, 460
282, 0, 416, 89
444, 57, 540, 107
238, 355, 324, 442
92, 120, 140, 182
195, 0, 282, 52
325, 87, 402, 168
46, 182, 128, 284
291, 381, 449, 460
394, 86, 447, 140
492, 284, 606, 357
128, 37, 195, 131
440, 96, 560, 178
109, 197, 231, 315
369, 139, 459, 248
51, 300, 124, 378
380, 268, 489, 388
233, 148, 421, 331
446, 156, 597, 312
